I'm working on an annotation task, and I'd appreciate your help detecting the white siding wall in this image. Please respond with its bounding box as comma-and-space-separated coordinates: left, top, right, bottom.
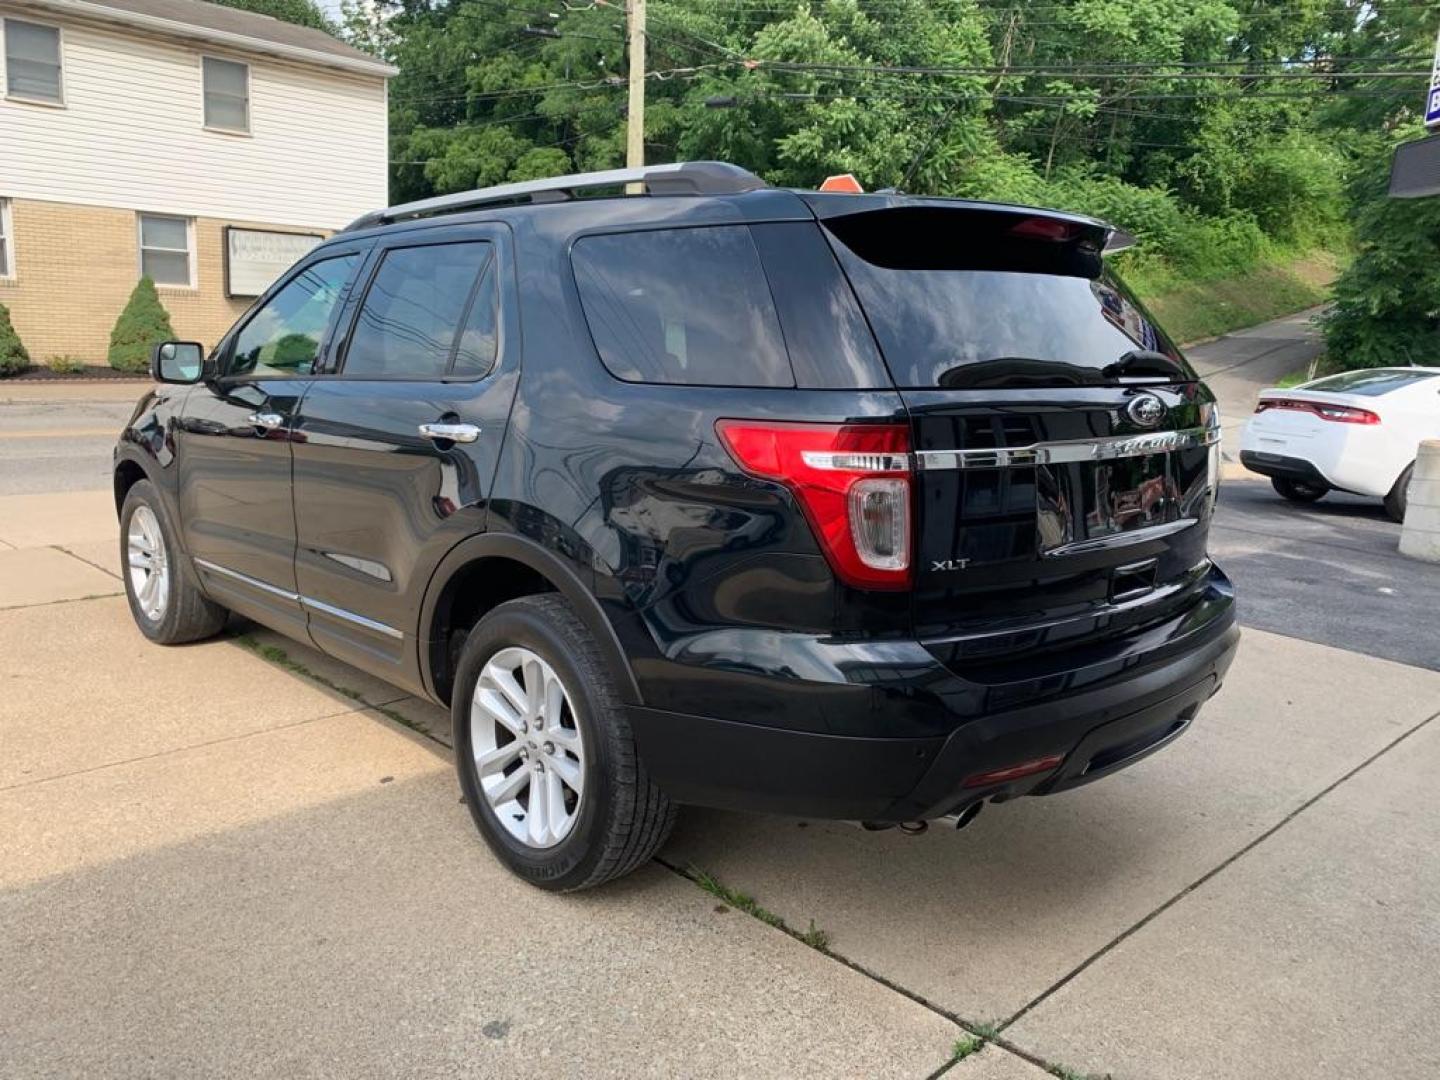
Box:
0, 10, 388, 228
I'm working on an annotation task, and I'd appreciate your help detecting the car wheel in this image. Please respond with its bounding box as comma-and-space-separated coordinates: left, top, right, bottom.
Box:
1272, 477, 1329, 504
1384, 463, 1414, 523
120, 480, 229, 644
452, 593, 676, 891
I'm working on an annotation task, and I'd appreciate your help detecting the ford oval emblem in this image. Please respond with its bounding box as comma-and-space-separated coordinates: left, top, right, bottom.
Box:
1125, 392, 1166, 429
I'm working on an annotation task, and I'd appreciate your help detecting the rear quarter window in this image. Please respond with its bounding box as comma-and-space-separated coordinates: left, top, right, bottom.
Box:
571, 225, 794, 388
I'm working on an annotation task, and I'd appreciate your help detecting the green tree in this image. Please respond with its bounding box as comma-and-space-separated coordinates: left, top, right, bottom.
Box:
108, 277, 176, 374
0, 301, 30, 377
1323, 131, 1440, 369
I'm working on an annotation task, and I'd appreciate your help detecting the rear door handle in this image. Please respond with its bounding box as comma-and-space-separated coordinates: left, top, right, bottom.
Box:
418, 422, 481, 444
246, 411, 285, 431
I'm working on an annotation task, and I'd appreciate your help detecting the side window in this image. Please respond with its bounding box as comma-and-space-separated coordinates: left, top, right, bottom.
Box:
571, 225, 794, 387
343, 241, 493, 379
229, 253, 359, 378
451, 257, 498, 377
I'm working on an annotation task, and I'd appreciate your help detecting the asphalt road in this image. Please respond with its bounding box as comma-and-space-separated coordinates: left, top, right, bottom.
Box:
1186, 305, 1327, 460
0, 386, 136, 495
1212, 481, 1438, 671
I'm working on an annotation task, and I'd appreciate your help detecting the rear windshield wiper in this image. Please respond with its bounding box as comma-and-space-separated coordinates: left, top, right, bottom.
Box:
1102, 349, 1191, 383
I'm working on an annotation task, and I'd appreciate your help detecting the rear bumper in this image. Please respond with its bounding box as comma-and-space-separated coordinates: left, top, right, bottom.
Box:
1239, 450, 1332, 487
629, 580, 1239, 822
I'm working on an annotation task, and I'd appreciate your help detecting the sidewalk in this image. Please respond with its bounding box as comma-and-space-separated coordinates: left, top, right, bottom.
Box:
4, 399, 1440, 1078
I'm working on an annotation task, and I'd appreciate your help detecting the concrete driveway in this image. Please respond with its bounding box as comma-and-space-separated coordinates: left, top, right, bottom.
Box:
3, 345, 1440, 1079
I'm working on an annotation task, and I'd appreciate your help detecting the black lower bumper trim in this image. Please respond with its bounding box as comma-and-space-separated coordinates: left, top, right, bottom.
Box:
1239, 451, 1329, 486
629, 620, 1240, 822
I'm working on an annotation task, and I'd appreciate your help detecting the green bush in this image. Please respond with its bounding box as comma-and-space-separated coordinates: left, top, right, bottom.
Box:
45, 355, 88, 374
107, 276, 176, 373
1047, 173, 1187, 255
1231, 134, 1347, 245
1323, 128, 1440, 370
0, 301, 30, 377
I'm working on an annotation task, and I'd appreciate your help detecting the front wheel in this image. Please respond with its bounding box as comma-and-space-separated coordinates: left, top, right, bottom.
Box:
452, 594, 676, 891
1272, 476, 1329, 504
120, 480, 228, 644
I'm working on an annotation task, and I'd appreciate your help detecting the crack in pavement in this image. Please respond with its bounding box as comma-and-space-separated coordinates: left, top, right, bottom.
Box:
999, 703, 1440, 1035
0, 590, 122, 612
53, 543, 122, 580
0, 704, 372, 794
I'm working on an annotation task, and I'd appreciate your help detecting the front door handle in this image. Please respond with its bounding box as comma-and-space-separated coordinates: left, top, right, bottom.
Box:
246, 411, 285, 431
418, 422, 481, 444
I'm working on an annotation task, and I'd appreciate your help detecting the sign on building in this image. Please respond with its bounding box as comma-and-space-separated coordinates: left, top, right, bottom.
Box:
225, 227, 324, 297
1428, 25, 1440, 128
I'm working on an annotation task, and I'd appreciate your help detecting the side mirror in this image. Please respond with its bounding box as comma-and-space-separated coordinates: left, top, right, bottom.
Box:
152, 341, 205, 384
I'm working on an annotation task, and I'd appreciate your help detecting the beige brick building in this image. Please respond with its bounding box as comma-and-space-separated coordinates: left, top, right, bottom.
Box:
0, 0, 395, 361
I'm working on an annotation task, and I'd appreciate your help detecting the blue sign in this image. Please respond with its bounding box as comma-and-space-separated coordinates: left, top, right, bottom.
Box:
1429, 27, 1440, 128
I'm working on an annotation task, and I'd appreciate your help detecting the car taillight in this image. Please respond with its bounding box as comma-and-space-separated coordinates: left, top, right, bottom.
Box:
715, 420, 912, 590
1255, 399, 1380, 425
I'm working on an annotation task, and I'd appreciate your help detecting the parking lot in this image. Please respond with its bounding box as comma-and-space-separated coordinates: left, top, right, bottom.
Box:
3, 316, 1439, 1079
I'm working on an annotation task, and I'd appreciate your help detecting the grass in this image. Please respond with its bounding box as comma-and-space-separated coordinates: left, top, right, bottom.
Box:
45, 355, 88, 374
1138, 251, 1339, 346
233, 632, 431, 735
690, 866, 831, 953
951, 1034, 984, 1062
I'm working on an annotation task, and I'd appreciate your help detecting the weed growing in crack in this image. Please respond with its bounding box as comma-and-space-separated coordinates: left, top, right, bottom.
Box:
951, 1034, 983, 1061
690, 867, 830, 953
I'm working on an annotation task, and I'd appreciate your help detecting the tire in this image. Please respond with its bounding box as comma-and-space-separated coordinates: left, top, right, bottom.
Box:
1272, 477, 1329, 504
1384, 463, 1414, 524
452, 593, 676, 891
119, 480, 228, 644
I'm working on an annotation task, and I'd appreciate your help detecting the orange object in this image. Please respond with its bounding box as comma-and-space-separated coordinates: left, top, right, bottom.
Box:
818, 173, 864, 193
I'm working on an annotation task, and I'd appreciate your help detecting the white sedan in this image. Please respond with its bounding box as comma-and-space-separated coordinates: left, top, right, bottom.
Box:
1240, 366, 1440, 521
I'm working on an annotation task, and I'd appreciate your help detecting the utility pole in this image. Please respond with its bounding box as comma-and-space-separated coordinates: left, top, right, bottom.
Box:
626, 0, 646, 187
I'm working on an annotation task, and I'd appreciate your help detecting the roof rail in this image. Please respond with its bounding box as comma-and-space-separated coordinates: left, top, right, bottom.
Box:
343, 160, 768, 232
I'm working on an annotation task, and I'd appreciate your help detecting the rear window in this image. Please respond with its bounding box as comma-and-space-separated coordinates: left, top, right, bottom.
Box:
822, 208, 1194, 389
572, 225, 793, 387
1304, 368, 1439, 396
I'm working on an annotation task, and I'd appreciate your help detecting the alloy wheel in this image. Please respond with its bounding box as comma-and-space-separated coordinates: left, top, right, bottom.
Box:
127, 505, 170, 622
470, 646, 586, 849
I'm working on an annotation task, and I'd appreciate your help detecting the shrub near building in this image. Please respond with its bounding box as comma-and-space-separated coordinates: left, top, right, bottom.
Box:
0, 301, 31, 377
108, 277, 176, 374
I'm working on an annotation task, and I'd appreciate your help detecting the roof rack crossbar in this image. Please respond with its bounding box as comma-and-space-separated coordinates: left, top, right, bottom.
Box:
343, 160, 767, 232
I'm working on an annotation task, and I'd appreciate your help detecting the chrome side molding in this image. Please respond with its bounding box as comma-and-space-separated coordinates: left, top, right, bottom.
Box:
914, 427, 1218, 472
193, 557, 404, 640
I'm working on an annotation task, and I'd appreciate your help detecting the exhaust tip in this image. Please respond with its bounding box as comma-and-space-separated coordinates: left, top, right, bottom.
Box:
942, 802, 983, 831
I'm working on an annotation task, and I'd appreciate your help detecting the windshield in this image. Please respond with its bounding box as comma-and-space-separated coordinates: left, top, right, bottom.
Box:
822, 208, 1193, 390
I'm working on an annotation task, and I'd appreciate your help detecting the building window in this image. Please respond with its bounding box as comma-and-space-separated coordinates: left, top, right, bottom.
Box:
138, 214, 194, 287
3, 18, 63, 104
202, 56, 249, 133
0, 200, 12, 279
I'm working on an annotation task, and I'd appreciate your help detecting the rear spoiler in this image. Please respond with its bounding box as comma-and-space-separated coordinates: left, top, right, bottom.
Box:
798, 192, 1134, 259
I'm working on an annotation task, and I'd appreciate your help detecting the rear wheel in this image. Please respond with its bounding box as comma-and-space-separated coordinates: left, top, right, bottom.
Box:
1272, 477, 1329, 504
1384, 463, 1415, 523
120, 480, 228, 644
452, 594, 676, 891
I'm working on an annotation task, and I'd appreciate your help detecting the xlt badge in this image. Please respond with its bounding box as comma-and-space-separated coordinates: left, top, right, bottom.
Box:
931, 558, 972, 572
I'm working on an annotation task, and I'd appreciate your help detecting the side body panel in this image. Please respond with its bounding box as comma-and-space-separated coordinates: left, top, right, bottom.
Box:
289, 223, 521, 690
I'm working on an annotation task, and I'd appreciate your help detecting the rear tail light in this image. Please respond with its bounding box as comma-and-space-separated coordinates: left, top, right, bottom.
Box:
1255, 399, 1380, 425
715, 420, 912, 590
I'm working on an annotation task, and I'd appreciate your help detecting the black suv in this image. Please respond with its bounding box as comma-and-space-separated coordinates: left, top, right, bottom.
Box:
115, 161, 1238, 891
